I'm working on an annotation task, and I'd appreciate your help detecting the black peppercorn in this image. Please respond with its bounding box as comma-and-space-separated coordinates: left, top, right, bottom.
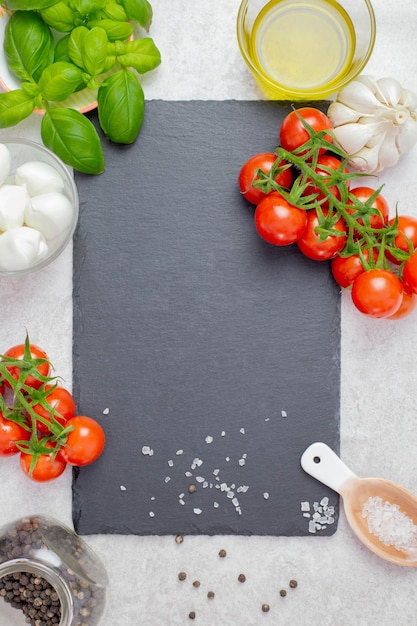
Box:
207, 591, 215, 599
289, 579, 298, 589
218, 549, 227, 558
238, 574, 246, 583
189, 610, 196, 619
178, 572, 187, 581
279, 589, 287, 597
262, 603, 270, 613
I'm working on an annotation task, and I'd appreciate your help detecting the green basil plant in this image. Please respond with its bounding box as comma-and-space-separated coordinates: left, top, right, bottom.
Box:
0, 0, 160, 174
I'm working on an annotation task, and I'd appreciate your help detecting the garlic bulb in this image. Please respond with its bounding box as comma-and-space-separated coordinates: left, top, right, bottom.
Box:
327, 76, 417, 173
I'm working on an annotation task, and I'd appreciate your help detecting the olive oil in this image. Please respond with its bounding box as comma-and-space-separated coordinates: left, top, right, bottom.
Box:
250, 0, 355, 94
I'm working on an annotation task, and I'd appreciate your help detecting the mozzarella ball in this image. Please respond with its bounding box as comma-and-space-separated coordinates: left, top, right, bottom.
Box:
0, 226, 48, 271
0, 144, 11, 186
25, 192, 74, 240
15, 161, 65, 196
0, 184, 29, 231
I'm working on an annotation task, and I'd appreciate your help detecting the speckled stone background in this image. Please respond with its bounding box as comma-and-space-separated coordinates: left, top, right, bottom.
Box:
1, 1, 417, 624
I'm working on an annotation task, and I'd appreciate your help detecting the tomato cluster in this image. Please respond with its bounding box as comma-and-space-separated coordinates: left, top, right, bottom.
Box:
238, 107, 417, 320
0, 337, 105, 482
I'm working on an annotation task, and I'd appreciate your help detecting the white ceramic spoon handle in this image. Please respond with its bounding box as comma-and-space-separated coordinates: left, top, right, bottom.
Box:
301, 442, 357, 494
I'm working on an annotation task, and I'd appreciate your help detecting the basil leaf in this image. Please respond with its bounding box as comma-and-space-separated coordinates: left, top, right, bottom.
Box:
38, 62, 85, 101
118, 38, 161, 74
120, 0, 153, 31
79, 26, 108, 75
71, 0, 107, 14
88, 19, 134, 42
100, 2, 128, 22
40, 2, 76, 32
5, 0, 60, 9
97, 69, 144, 144
41, 108, 105, 175
67, 26, 88, 68
54, 34, 71, 62
0, 90, 35, 127
4, 10, 54, 82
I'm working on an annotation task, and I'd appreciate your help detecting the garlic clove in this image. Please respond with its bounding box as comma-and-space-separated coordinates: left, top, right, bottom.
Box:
348, 146, 381, 173
25, 192, 74, 240
0, 184, 29, 231
15, 161, 65, 196
397, 116, 417, 153
0, 226, 48, 271
327, 102, 362, 125
377, 127, 401, 169
0, 144, 11, 186
375, 77, 403, 107
337, 79, 385, 114
333, 121, 383, 154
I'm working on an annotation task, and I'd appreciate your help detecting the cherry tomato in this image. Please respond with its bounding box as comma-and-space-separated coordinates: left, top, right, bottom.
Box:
20, 442, 67, 482
347, 187, 389, 233
254, 192, 307, 246
58, 416, 105, 466
0, 412, 29, 456
351, 269, 403, 318
403, 249, 417, 294
31, 385, 76, 435
331, 248, 377, 288
387, 284, 417, 320
303, 155, 350, 208
279, 107, 333, 155
386, 215, 417, 264
297, 209, 347, 261
238, 153, 293, 205
3, 343, 50, 391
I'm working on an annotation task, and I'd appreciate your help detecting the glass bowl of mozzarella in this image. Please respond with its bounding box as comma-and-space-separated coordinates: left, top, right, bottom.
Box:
0, 138, 79, 276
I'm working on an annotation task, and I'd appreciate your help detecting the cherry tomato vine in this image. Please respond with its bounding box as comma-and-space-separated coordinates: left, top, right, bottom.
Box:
0, 335, 105, 482
239, 107, 417, 319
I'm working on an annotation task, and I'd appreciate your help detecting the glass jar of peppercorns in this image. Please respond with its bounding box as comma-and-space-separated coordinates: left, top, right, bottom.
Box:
0, 515, 109, 626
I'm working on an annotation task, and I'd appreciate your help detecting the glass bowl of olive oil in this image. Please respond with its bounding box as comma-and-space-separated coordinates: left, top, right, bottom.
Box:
236, 0, 376, 100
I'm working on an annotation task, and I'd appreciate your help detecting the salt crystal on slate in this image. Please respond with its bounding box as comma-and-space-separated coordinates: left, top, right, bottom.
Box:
103, 407, 110, 415
205, 436, 214, 444
281, 410, 287, 417
214, 502, 219, 508
240, 428, 245, 434
120, 485, 126, 491
239, 459, 245, 466
149, 512, 155, 518
176, 450, 184, 455
263, 493, 270, 500
168, 460, 174, 467
193, 508, 202, 515
301, 502, 310, 512
142, 446, 154, 456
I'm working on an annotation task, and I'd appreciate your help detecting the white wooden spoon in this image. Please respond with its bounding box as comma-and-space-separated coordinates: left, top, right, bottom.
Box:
301, 442, 417, 566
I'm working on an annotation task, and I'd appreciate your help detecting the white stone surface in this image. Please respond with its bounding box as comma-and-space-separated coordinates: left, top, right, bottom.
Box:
1, 1, 417, 624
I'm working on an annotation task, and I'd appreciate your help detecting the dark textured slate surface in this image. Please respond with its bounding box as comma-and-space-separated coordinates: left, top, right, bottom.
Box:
72, 100, 340, 536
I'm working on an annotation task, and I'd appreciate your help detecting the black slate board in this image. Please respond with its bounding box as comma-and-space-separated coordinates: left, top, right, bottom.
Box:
72, 100, 340, 536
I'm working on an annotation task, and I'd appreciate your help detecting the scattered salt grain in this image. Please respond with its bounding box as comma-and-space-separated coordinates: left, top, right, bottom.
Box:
168, 460, 174, 467
176, 450, 184, 456
281, 410, 287, 418
196, 476, 205, 483
225, 457, 230, 462
164, 476, 171, 483
193, 508, 203, 515
238, 459, 246, 467
214, 502, 219, 508
185, 471, 192, 478
263, 492, 270, 500
362, 496, 417, 552
240, 428, 246, 435
213, 469, 220, 476
221, 431, 226, 437
149, 512, 155, 518
142, 445, 154, 456
301, 502, 310, 512
120, 485, 126, 491
103, 407, 110, 415
205, 436, 214, 444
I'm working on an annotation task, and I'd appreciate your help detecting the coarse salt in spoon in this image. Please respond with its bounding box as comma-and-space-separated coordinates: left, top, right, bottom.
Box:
301, 442, 417, 566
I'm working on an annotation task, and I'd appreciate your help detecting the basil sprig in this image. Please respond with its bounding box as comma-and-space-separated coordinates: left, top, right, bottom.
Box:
0, 1, 161, 174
